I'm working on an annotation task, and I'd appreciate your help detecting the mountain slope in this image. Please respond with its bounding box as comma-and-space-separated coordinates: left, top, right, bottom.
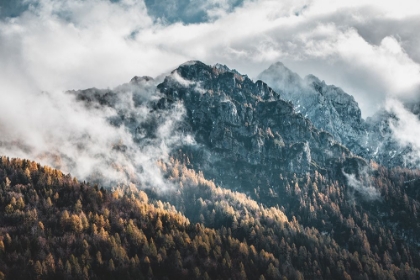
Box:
258, 62, 420, 170
7, 60, 418, 279
1, 156, 420, 280
258, 62, 368, 157
0, 157, 295, 280
156, 61, 356, 180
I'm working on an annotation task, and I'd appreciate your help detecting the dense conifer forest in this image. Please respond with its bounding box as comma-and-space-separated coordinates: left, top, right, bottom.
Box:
0, 156, 419, 279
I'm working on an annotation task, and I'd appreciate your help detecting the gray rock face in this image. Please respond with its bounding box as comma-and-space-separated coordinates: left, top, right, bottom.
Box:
258, 62, 368, 156
364, 110, 404, 167
365, 107, 420, 168
258, 62, 420, 169
70, 60, 370, 197
156, 61, 355, 182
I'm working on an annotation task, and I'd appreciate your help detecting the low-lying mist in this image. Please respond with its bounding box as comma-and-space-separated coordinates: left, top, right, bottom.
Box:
0, 74, 193, 190
342, 168, 380, 201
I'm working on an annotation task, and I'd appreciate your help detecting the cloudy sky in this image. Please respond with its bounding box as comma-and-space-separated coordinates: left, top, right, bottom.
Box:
0, 0, 419, 184
1, 0, 419, 116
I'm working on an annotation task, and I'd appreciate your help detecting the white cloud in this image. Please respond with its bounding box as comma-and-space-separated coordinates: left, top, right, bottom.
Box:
342, 168, 380, 200
0, 76, 190, 189
1, 0, 419, 100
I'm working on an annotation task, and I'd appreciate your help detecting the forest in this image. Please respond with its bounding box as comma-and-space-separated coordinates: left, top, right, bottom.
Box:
0, 156, 419, 279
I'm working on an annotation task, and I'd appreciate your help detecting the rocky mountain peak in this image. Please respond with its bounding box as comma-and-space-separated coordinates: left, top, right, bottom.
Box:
258, 62, 368, 157
266, 61, 293, 73
258, 62, 303, 97
213, 63, 230, 72
303, 73, 321, 84
154, 61, 358, 194
130, 75, 154, 84
258, 62, 420, 169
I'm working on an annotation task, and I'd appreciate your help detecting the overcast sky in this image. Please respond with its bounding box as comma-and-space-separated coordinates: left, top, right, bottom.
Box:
1, 0, 419, 116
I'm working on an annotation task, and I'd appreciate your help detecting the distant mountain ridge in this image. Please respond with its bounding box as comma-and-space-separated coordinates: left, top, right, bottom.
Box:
258, 61, 420, 169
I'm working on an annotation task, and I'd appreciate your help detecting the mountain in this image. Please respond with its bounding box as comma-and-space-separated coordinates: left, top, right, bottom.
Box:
258, 62, 420, 169
258, 62, 366, 152
156, 61, 356, 178
1, 61, 420, 279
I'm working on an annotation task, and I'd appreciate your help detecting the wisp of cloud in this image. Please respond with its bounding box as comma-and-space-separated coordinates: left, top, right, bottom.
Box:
0, 74, 192, 190
342, 168, 380, 200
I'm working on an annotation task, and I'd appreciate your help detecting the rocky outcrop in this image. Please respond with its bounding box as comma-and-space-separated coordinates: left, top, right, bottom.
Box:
70, 61, 370, 195
365, 108, 420, 168
155, 61, 357, 189
258, 62, 368, 156
258, 62, 420, 169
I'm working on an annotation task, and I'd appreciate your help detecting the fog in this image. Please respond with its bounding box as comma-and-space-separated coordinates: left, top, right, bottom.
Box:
0, 73, 192, 189
342, 168, 380, 201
